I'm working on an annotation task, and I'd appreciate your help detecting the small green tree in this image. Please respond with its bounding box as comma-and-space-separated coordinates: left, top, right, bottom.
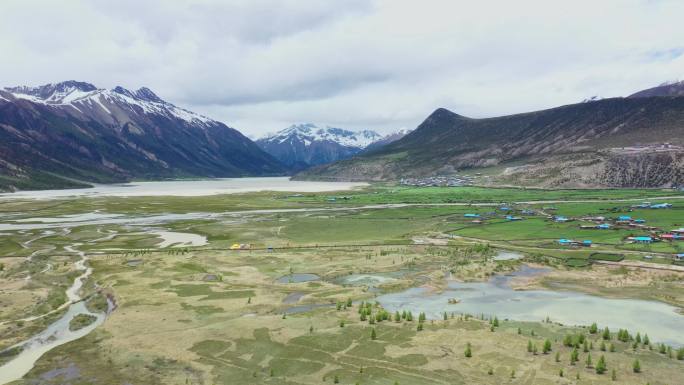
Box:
643, 334, 650, 346
555, 351, 560, 362
611, 369, 616, 381
677, 347, 684, 360
371, 328, 377, 340
334, 375, 340, 384
543, 339, 552, 354
595, 355, 607, 374
464, 342, 472, 358
602, 327, 611, 340
527, 340, 533, 353
570, 348, 579, 365
585, 352, 592, 368
339, 320, 345, 328
346, 298, 352, 307
493, 316, 499, 327
559, 368, 564, 377
635, 332, 641, 344
443, 312, 448, 321
600, 341, 606, 351
417, 323, 423, 331
589, 322, 598, 334
609, 343, 615, 352
247, 296, 251, 304
633, 359, 641, 373
583, 340, 589, 353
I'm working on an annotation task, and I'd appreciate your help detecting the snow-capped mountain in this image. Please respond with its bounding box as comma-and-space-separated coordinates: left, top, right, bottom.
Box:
2, 80, 215, 127
256, 123, 401, 171
0, 81, 284, 191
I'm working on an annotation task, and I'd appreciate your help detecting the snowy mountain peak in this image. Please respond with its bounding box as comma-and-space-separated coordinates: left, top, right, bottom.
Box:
264, 123, 383, 148
2, 81, 215, 127
256, 123, 406, 170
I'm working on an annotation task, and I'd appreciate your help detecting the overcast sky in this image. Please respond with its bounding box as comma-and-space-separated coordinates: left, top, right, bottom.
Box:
1, 0, 683, 137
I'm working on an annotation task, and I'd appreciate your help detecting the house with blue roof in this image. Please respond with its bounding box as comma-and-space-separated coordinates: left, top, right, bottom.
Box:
630, 236, 653, 244
617, 215, 632, 221
650, 203, 672, 209
597, 224, 611, 229
464, 213, 480, 218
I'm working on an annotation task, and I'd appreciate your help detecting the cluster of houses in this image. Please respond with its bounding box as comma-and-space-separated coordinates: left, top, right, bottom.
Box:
624, 228, 684, 244
557, 239, 593, 247
400, 175, 474, 187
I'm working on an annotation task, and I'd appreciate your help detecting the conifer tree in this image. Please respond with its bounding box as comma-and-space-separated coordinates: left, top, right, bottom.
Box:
570, 348, 579, 365
602, 327, 611, 340
527, 340, 533, 353
595, 355, 607, 374
464, 342, 472, 358
585, 352, 592, 368
371, 328, 377, 340
543, 339, 552, 354
589, 322, 598, 334
632, 359, 641, 373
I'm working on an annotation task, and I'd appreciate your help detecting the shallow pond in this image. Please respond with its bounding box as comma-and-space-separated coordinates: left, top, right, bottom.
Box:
335, 271, 407, 287
276, 273, 321, 284
376, 266, 684, 346
492, 251, 524, 261
150, 230, 208, 248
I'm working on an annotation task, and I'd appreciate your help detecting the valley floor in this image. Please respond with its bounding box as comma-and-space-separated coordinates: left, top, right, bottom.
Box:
0, 184, 683, 384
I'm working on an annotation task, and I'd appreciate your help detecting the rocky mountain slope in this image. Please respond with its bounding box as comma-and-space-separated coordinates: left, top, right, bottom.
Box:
300, 91, 684, 188
629, 80, 684, 98
0, 81, 285, 191
256, 124, 406, 171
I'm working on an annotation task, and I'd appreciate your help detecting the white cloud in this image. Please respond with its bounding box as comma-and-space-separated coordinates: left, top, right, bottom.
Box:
1, 0, 683, 136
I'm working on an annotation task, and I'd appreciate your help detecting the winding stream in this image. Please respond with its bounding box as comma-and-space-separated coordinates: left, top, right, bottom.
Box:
0, 244, 111, 384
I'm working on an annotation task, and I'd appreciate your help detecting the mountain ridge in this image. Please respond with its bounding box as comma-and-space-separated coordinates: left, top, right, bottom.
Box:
298, 93, 684, 188
0, 81, 285, 192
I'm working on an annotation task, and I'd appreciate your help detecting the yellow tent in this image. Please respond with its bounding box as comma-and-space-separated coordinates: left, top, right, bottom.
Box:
230, 243, 241, 250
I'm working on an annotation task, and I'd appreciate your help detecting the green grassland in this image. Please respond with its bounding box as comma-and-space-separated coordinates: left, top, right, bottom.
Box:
0, 184, 683, 384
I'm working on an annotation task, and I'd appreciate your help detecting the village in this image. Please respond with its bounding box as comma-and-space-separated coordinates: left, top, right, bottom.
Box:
461, 201, 684, 262
400, 175, 475, 187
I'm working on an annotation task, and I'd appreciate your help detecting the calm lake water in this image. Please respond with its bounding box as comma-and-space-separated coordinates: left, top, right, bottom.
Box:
376, 266, 684, 346
0, 177, 367, 199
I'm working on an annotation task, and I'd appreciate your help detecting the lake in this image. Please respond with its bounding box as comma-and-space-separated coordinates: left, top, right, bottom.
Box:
0, 177, 367, 199
376, 266, 684, 346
